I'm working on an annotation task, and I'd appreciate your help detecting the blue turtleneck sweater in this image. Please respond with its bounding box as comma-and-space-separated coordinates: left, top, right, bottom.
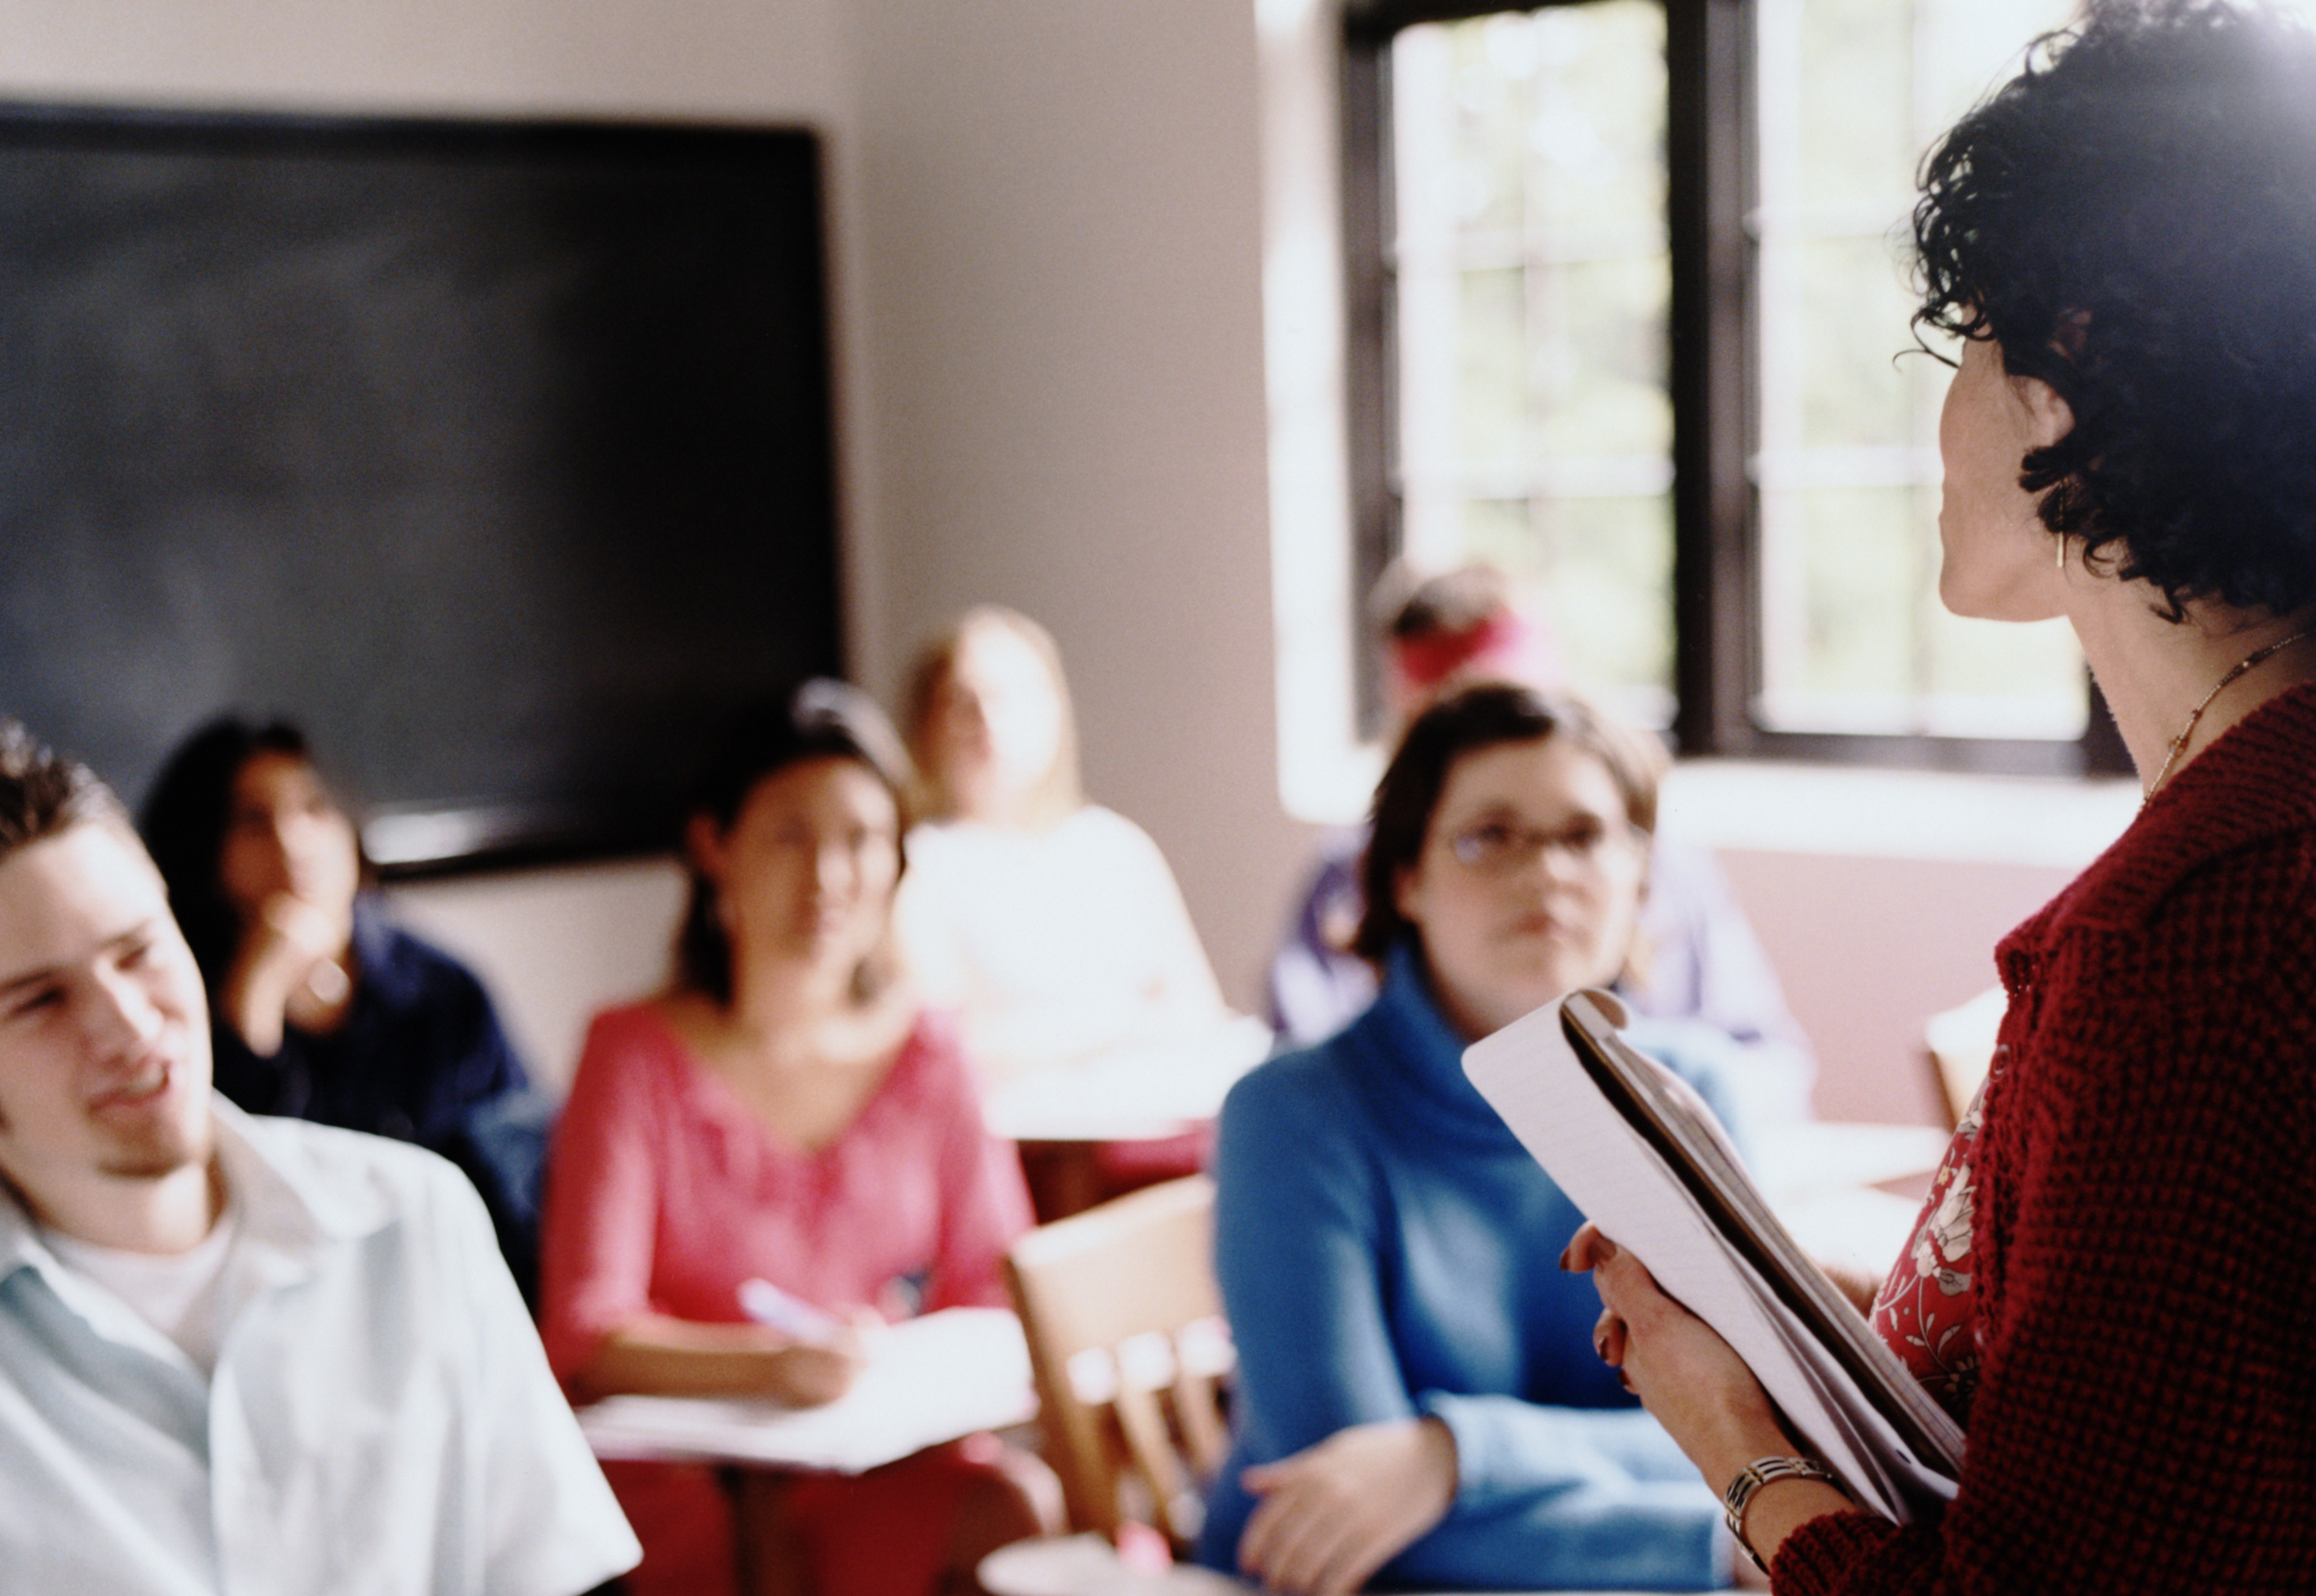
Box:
1196, 945, 1732, 1590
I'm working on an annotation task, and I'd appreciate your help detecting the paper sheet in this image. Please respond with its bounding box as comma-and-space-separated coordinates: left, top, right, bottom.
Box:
577, 1306, 1038, 1473
1463, 996, 1961, 1523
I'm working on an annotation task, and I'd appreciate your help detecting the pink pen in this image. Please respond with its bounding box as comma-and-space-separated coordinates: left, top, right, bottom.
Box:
738, 1278, 846, 1344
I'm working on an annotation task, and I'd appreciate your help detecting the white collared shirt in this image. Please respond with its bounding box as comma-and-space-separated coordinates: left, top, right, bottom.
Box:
0, 1097, 639, 1596
43, 1194, 247, 1376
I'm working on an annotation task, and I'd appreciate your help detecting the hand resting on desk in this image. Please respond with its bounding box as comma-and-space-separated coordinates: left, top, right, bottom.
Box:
1234, 1416, 1458, 1596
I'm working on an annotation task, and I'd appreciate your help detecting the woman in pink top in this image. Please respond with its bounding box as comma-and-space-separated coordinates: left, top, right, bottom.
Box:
540, 682, 1049, 1596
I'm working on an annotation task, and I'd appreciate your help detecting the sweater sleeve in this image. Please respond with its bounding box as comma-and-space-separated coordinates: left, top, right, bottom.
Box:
535, 1009, 668, 1383
1775, 842, 2316, 1594
1207, 1060, 1723, 1591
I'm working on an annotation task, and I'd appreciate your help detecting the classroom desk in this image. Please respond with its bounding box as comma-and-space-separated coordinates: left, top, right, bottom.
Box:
982, 1017, 1273, 1218
1754, 1119, 1949, 1283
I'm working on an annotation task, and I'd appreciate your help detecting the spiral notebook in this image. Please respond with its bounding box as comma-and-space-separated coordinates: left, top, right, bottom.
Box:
1463, 989, 1964, 1523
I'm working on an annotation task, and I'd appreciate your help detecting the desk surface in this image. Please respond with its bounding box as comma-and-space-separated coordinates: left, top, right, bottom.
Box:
980, 1016, 1274, 1143
1752, 1120, 1951, 1199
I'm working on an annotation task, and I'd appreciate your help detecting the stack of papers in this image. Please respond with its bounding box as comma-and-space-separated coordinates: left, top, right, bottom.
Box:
1464, 991, 1962, 1523
577, 1306, 1038, 1474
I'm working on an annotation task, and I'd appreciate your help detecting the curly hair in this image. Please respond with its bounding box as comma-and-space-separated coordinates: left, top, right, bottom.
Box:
1913, 0, 2316, 619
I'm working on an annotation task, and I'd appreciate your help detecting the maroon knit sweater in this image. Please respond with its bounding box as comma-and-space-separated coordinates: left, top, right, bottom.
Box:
1776, 683, 2316, 1594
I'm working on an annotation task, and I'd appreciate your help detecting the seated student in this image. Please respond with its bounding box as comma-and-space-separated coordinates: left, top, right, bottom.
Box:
1268, 564, 1814, 1133
139, 717, 548, 1290
539, 683, 1052, 1596
894, 605, 1239, 1086
1201, 686, 1744, 1594
0, 720, 636, 1595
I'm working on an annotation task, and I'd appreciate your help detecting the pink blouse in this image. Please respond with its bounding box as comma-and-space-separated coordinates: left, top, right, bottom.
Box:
539, 1001, 1033, 1382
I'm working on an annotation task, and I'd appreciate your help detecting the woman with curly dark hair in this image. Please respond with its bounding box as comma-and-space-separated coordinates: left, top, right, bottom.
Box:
1571, 3, 2316, 1591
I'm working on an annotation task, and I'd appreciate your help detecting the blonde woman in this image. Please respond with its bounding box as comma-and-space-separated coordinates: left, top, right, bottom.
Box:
895, 605, 1234, 1087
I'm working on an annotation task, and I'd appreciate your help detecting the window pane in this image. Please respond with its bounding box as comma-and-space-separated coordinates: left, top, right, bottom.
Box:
1753, 0, 2084, 739
1393, 2, 1673, 730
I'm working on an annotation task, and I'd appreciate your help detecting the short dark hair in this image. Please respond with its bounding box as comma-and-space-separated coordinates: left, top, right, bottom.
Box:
1353, 684, 1662, 962
675, 680, 916, 1006
1371, 562, 1514, 643
0, 721, 127, 867
138, 717, 332, 987
1913, 0, 2316, 618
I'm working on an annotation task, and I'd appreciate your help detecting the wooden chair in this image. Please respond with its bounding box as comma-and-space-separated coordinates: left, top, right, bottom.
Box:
1003, 1174, 1234, 1555
1924, 984, 2006, 1129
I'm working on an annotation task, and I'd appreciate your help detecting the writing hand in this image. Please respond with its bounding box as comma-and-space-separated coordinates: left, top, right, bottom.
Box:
758, 1332, 865, 1408
1236, 1416, 1457, 1595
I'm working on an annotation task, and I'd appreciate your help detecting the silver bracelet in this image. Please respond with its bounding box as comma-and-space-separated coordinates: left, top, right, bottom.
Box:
1722, 1456, 1838, 1573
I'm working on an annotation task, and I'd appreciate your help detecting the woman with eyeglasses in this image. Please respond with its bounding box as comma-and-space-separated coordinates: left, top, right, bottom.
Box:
1196, 683, 1753, 1593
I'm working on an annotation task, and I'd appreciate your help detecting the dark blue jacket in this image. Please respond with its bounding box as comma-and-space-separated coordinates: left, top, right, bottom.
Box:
208, 896, 549, 1296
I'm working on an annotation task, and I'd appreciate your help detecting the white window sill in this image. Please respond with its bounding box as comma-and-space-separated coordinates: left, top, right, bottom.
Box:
1657, 759, 2141, 869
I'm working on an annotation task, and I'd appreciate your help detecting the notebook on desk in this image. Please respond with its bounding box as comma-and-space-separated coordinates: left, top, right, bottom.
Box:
576, 1307, 1038, 1474
1463, 990, 1963, 1524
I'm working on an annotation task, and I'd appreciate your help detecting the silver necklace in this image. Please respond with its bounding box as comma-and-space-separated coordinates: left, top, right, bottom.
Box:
2142, 627, 2313, 805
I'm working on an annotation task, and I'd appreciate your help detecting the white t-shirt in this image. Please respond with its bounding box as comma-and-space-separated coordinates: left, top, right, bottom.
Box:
896, 806, 1232, 1084
44, 1200, 249, 1377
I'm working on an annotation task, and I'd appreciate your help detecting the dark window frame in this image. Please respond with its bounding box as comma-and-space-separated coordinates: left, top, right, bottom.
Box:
1340, 0, 2133, 777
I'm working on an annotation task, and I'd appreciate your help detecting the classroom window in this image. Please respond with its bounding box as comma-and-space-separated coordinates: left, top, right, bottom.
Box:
1347, 0, 2123, 773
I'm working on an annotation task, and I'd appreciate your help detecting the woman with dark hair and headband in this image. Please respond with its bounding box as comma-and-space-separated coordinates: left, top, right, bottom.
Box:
539, 683, 1051, 1596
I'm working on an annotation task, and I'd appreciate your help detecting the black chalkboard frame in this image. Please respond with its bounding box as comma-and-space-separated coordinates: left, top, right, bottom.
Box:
0, 100, 845, 875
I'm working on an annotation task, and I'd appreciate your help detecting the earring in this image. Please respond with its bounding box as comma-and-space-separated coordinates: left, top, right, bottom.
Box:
2054, 536, 2068, 573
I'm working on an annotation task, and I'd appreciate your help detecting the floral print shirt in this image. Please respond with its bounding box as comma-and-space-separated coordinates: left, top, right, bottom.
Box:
1871, 1078, 1986, 1426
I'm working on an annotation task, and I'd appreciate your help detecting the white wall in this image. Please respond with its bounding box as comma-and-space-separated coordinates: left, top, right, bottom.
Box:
844, 0, 1314, 1010
0, 0, 1313, 1072
0, 0, 853, 121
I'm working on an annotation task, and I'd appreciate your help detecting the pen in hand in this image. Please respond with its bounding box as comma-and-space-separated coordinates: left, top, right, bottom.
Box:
736, 1280, 870, 1408
738, 1278, 848, 1344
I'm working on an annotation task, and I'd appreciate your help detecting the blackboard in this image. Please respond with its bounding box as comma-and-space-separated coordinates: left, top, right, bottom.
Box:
0, 104, 842, 869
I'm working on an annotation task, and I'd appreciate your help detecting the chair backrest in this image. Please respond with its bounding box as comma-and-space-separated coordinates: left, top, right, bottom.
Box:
1924, 983, 2006, 1130
1004, 1174, 1234, 1553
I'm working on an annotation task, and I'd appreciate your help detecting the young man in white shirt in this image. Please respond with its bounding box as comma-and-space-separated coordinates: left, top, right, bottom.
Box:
0, 720, 639, 1596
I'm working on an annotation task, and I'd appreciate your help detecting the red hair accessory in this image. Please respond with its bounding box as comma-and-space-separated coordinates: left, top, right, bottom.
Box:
1391, 610, 1537, 692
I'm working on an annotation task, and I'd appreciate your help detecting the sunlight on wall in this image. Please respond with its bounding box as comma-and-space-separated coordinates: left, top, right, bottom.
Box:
1258, 0, 1377, 826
